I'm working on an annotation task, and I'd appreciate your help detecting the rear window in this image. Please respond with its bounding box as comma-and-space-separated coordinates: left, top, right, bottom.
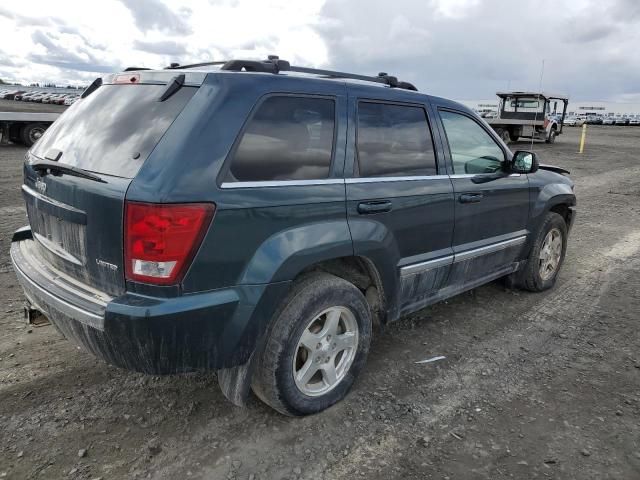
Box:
356, 102, 437, 177
225, 95, 335, 182
31, 84, 197, 178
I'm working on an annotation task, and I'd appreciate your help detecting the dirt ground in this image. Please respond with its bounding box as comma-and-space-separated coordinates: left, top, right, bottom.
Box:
1, 125, 639, 480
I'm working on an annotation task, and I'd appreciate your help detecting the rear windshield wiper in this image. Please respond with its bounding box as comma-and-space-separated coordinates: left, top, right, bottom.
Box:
31, 159, 107, 183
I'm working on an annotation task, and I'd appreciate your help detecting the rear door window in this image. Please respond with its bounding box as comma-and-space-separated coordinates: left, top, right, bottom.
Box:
225, 95, 335, 182
356, 102, 437, 177
31, 84, 197, 178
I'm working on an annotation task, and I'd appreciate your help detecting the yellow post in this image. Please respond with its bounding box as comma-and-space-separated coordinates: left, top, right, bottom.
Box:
579, 123, 587, 153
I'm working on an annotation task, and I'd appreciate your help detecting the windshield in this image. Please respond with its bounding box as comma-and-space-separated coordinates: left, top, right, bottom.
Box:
31, 84, 197, 178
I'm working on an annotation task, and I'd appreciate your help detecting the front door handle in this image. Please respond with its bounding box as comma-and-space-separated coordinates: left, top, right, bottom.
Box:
357, 201, 392, 214
459, 193, 483, 204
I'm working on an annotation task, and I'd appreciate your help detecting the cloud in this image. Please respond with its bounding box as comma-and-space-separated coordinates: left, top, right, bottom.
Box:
431, 0, 480, 19
315, 0, 640, 100
133, 39, 188, 56
27, 30, 119, 74
0, 49, 24, 68
31, 30, 58, 51
117, 0, 192, 35
0, 6, 50, 26
0, 0, 639, 101
564, 25, 618, 44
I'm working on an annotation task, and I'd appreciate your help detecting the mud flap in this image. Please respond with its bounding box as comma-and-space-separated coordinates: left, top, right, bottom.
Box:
217, 353, 255, 407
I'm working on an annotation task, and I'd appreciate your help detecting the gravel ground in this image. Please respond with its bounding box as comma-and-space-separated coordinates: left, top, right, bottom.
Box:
0, 125, 639, 480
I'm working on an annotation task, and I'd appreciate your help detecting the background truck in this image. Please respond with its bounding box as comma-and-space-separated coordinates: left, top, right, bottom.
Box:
486, 91, 569, 145
0, 112, 60, 147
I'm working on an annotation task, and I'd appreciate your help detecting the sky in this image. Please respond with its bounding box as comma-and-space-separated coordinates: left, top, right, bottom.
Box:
1, 0, 639, 101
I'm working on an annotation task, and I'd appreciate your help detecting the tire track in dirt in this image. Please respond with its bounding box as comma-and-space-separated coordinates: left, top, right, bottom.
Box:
319, 234, 640, 478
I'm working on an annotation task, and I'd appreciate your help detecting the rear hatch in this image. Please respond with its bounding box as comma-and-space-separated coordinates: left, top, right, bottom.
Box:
23, 71, 202, 296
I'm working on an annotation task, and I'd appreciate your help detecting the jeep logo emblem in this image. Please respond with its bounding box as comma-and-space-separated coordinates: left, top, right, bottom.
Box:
35, 179, 47, 194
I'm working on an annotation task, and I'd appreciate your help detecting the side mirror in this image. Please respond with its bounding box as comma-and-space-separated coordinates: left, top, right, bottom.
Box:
511, 150, 539, 174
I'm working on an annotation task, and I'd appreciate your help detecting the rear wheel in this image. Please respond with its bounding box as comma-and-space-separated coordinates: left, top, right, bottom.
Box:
20, 123, 47, 147
496, 128, 511, 144
252, 273, 372, 416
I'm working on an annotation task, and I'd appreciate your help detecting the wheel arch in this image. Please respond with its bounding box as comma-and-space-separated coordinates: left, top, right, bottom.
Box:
297, 255, 389, 326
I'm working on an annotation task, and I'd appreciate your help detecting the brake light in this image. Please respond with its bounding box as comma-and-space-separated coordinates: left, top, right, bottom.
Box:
124, 202, 215, 285
113, 73, 140, 84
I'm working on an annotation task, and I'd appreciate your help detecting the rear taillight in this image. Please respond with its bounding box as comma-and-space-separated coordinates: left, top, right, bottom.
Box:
124, 202, 214, 286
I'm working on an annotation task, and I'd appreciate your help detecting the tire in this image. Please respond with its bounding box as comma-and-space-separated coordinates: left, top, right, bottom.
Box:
496, 128, 511, 144
546, 129, 557, 144
509, 131, 520, 142
518, 212, 568, 292
20, 123, 48, 147
252, 272, 372, 416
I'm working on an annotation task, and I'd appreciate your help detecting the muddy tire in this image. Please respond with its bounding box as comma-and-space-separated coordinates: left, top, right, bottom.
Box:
251, 272, 372, 416
20, 123, 48, 147
518, 212, 568, 292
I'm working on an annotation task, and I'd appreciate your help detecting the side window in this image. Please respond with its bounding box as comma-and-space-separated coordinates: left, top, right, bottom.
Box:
439, 110, 505, 174
226, 96, 335, 182
357, 102, 437, 177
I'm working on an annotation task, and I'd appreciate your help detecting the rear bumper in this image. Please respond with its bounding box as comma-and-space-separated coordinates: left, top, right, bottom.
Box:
11, 234, 289, 374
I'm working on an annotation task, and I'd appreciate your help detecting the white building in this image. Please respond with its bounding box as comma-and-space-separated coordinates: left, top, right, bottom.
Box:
457, 99, 640, 116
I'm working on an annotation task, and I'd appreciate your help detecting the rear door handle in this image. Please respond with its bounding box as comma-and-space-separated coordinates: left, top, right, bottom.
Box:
459, 193, 483, 204
357, 201, 392, 214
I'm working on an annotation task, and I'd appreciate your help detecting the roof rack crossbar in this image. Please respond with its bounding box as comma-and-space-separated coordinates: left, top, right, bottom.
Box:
288, 66, 386, 84
166, 61, 227, 70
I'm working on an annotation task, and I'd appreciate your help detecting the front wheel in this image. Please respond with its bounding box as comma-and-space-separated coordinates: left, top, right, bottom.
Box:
546, 129, 557, 144
252, 273, 372, 416
518, 212, 568, 291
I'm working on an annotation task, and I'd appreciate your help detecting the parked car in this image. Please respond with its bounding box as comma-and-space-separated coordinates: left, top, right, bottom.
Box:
28, 94, 45, 103
2, 89, 26, 100
615, 116, 629, 125
564, 116, 585, 127
63, 95, 79, 106
50, 94, 68, 105
629, 115, 640, 126
10, 57, 576, 416
21, 92, 44, 102
602, 117, 616, 125
41, 94, 59, 104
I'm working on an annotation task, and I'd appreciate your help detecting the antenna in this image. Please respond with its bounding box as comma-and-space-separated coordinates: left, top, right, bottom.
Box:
530, 59, 545, 151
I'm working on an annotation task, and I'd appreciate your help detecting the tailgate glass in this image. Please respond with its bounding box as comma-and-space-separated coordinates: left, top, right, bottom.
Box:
30, 84, 197, 178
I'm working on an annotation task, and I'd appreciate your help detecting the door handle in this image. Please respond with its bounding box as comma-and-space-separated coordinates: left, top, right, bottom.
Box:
459, 193, 483, 204
357, 201, 392, 214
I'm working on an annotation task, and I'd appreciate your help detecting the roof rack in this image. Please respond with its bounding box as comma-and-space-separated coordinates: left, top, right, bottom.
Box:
164, 55, 418, 91
166, 61, 227, 70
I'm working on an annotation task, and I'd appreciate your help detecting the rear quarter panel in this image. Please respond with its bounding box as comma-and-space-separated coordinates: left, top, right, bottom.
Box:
126, 73, 352, 292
